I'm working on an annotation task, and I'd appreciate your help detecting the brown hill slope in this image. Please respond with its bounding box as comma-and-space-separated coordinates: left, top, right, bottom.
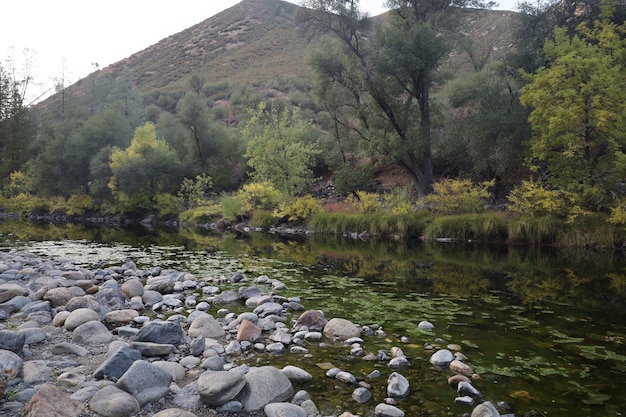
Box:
41, 0, 515, 109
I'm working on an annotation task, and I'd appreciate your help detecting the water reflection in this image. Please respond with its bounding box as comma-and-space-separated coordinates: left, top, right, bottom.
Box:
1, 220, 625, 416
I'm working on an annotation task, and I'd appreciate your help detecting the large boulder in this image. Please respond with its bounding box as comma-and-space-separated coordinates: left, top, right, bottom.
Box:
294, 310, 328, 332
323, 317, 360, 341
197, 370, 246, 406
23, 383, 84, 417
89, 385, 140, 417
188, 314, 226, 339
116, 360, 172, 406
134, 321, 184, 346
237, 366, 294, 411
93, 345, 142, 380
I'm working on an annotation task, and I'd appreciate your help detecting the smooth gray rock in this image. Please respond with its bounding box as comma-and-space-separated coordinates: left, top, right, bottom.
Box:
197, 370, 246, 406
173, 382, 203, 409
471, 401, 501, 417
89, 385, 140, 417
217, 400, 243, 413
64, 308, 100, 331
253, 302, 283, 318
374, 403, 405, 417
201, 356, 227, 371
387, 372, 410, 398
237, 366, 294, 411
353, 387, 373, 404
429, 349, 454, 367
188, 314, 226, 339
129, 341, 176, 356
281, 365, 312, 383
17, 327, 47, 345
72, 321, 113, 344
0, 283, 29, 303
213, 290, 240, 305
23, 360, 54, 384
153, 408, 198, 417
264, 402, 307, 417
323, 317, 360, 341
52, 342, 89, 356
153, 361, 186, 382
116, 360, 173, 406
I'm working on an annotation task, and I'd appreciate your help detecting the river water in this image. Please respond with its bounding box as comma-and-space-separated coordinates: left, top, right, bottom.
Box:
1, 220, 625, 417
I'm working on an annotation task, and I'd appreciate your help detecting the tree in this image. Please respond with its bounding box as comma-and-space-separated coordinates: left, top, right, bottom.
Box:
108, 122, 183, 211
0, 60, 33, 189
243, 101, 321, 196
302, 0, 494, 195
520, 1, 626, 210
438, 62, 530, 184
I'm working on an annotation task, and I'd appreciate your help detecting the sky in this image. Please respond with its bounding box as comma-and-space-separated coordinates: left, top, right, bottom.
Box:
1, 0, 519, 104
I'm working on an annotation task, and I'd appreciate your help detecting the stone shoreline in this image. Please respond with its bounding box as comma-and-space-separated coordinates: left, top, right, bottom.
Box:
0, 249, 506, 417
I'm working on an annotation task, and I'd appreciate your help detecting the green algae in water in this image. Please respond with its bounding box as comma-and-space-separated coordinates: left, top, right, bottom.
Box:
578, 345, 626, 361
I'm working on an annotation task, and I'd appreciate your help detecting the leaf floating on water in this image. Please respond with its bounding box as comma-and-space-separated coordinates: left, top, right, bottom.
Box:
508, 390, 532, 400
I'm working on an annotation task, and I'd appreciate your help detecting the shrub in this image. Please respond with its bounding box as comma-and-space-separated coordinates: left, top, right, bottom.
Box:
385, 186, 414, 215
334, 164, 374, 196
179, 202, 222, 224
66, 194, 98, 216
274, 195, 322, 222
221, 194, 246, 222
155, 193, 182, 219
3, 171, 34, 198
348, 191, 382, 214
238, 182, 285, 212
250, 210, 276, 229
178, 174, 213, 208
507, 180, 573, 218
420, 178, 494, 215
424, 213, 506, 241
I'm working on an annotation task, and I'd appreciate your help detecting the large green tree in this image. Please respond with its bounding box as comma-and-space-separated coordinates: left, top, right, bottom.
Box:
303, 0, 493, 195
520, 1, 626, 209
0, 63, 33, 189
108, 122, 183, 211
243, 101, 321, 196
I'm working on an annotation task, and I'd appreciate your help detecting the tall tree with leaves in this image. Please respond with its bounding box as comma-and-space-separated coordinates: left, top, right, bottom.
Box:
108, 122, 183, 212
520, 0, 626, 210
0, 62, 33, 189
243, 101, 321, 196
303, 0, 493, 195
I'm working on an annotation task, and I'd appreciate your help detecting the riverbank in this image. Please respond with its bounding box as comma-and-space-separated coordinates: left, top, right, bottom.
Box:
0, 248, 509, 417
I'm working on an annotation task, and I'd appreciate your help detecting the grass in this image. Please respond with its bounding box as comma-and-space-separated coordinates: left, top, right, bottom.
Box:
308, 210, 430, 237
423, 213, 507, 242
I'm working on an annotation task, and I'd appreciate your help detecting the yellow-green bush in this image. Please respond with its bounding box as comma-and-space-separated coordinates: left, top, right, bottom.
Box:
180, 202, 222, 224
420, 178, 494, 215
66, 194, 98, 216
155, 193, 181, 219
347, 191, 382, 214
250, 210, 277, 229
221, 194, 246, 222
506, 180, 588, 221
238, 182, 285, 212
274, 195, 322, 222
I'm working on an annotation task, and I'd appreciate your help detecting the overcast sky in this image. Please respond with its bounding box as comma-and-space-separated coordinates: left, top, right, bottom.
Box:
1, 0, 519, 103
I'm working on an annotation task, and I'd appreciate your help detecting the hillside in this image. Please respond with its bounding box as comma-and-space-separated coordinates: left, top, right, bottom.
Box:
39, 0, 516, 110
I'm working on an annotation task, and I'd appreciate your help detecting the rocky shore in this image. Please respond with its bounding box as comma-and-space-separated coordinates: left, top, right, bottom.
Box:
0, 248, 508, 417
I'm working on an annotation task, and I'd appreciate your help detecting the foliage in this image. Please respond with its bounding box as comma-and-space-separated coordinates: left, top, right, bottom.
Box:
507, 215, 559, 245
423, 213, 506, 241
0, 61, 33, 185
308, 210, 429, 237
439, 62, 530, 184
250, 210, 277, 229
155, 193, 182, 219
608, 203, 626, 226
520, 5, 626, 210
237, 181, 285, 213
347, 191, 382, 214
333, 163, 374, 197
304, 0, 493, 196
178, 174, 213, 208
2, 171, 33, 197
220, 194, 246, 223
384, 187, 414, 215
274, 195, 322, 222
507, 180, 578, 218
66, 193, 98, 216
243, 101, 321, 196
108, 122, 183, 210
420, 178, 494, 215
179, 202, 222, 224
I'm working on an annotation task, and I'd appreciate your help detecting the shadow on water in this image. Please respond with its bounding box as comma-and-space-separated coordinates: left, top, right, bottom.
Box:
1, 219, 626, 416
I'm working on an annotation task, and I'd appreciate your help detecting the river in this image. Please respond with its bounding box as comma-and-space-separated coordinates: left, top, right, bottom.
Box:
1, 219, 625, 417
